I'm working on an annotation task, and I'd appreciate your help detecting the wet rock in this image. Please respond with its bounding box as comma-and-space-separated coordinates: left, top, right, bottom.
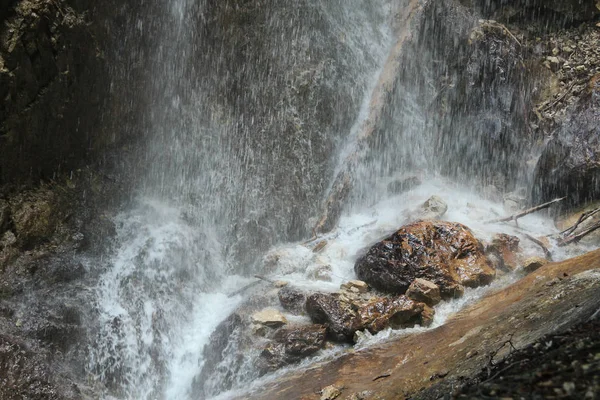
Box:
420, 305, 435, 327
405, 278, 442, 307
533, 73, 600, 207
306, 261, 333, 282
341, 280, 369, 294
260, 324, 327, 371
0, 199, 10, 233
358, 295, 430, 333
355, 221, 495, 297
305, 293, 362, 341
278, 286, 307, 315
487, 233, 521, 271
522, 256, 549, 274
411, 195, 448, 220
11, 191, 58, 247
251, 308, 287, 328
387, 175, 421, 195
543, 0, 600, 21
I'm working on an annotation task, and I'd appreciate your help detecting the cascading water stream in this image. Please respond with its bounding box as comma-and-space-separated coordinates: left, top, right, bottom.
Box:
87, 1, 395, 399
84, 0, 597, 398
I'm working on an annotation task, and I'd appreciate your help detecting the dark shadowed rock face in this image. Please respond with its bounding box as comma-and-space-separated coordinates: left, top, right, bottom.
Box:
355, 220, 495, 297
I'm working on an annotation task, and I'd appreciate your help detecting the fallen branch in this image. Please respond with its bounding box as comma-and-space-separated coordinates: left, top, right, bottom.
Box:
558, 220, 600, 247
560, 207, 600, 237
486, 197, 566, 224
523, 233, 552, 261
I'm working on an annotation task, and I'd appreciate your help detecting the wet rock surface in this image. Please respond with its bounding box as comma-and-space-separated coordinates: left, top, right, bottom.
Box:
278, 286, 308, 315
305, 293, 363, 341
259, 324, 327, 372
237, 250, 600, 400
405, 278, 441, 307
355, 220, 496, 296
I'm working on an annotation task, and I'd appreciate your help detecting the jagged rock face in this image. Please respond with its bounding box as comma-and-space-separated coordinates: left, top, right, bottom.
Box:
0, 0, 110, 185
533, 74, 600, 207
355, 221, 496, 297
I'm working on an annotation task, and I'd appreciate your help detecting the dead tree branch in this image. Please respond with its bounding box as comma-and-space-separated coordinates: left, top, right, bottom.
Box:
486, 197, 566, 224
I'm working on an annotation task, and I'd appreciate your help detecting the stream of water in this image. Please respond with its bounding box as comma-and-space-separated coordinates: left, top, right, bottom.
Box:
84, 1, 592, 399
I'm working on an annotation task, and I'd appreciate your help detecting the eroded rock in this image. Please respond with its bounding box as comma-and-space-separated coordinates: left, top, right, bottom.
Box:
412, 195, 448, 220
355, 221, 495, 297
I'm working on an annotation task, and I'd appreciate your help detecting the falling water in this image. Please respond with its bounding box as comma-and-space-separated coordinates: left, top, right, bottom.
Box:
84, 0, 596, 398
87, 1, 395, 399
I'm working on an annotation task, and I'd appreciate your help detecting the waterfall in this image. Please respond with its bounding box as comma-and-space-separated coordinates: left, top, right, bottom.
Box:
86, 1, 394, 398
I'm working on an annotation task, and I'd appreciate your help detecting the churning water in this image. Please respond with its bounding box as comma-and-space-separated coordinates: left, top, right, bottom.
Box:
85, 1, 591, 399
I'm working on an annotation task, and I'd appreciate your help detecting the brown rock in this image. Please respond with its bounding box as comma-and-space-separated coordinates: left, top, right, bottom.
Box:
420, 305, 435, 327
341, 280, 369, 293
355, 221, 495, 298
358, 295, 429, 333
488, 233, 521, 271
523, 257, 549, 274
305, 293, 362, 341
405, 278, 442, 306
251, 309, 287, 328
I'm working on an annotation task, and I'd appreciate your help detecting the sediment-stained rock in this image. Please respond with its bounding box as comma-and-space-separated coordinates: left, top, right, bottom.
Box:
355, 220, 496, 297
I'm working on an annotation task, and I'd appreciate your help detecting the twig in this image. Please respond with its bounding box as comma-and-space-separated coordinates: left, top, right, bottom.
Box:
558, 220, 600, 246
372, 373, 391, 381
254, 275, 276, 284
480, 358, 530, 385
228, 280, 262, 297
486, 197, 566, 224
523, 233, 552, 261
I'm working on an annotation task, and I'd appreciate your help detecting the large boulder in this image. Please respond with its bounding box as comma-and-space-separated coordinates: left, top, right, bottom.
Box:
355, 220, 495, 298
532, 74, 600, 206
